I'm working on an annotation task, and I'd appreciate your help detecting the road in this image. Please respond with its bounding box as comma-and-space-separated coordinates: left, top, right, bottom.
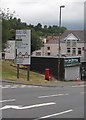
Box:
0, 82, 85, 119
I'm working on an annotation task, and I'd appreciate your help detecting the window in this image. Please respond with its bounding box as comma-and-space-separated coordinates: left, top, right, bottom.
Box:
36, 52, 41, 56
72, 48, 76, 55
72, 41, 76, 47
67, 48, 71, 53
47, 47, 50, 50
78, 48, 81, 55
47, 52, 50, 56
66, 40, 71, 47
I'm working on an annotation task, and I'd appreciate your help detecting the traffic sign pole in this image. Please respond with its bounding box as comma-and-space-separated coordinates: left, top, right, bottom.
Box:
27, 65, 30, 81
17, 64, 19, 79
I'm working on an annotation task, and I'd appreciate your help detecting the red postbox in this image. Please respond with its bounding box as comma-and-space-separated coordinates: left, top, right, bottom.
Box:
45, 68, 50, 80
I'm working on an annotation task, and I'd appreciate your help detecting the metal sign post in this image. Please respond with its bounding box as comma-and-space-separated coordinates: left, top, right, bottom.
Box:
15, 30, 31, 80
17, 64, 19, 79
27, 65, 30, 81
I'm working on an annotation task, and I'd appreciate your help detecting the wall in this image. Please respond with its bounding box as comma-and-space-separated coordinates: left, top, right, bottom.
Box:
44, 44, 59, 56
61, 42, 84, 59
61, 42, 66, 55
5, 53, 15, 60
4, 41, 15, 60
31, 56, 64, 80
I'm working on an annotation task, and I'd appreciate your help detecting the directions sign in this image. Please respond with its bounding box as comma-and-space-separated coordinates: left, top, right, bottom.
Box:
15, 30, 31, 65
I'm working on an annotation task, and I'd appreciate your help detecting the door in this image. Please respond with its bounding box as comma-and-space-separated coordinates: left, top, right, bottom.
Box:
65, 66, 80, 80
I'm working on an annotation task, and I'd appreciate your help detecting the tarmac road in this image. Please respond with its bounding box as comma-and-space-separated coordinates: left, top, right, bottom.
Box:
1, 82, 85, 119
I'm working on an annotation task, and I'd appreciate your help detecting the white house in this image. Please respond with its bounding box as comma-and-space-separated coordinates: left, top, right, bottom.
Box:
4, 40, 15, 59
60, 30, 85, 62
32, 30, 85, 62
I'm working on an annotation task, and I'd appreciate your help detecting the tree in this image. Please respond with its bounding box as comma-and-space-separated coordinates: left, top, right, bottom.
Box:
1, 9, 28, 51
2, 18, 10, 51
1, 8, 67, 52
1, 8, 15, 51
34, 23, 42, 31
31, 29, 43, 52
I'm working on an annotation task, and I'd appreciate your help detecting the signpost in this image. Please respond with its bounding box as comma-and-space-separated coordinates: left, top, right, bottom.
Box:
15, 30, 31, 80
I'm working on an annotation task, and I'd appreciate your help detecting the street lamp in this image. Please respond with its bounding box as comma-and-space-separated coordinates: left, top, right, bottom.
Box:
58, 5, 65, 80
58, 5, 65, 57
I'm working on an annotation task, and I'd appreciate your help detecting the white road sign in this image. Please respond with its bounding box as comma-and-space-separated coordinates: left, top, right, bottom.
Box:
15, 30, 31, 65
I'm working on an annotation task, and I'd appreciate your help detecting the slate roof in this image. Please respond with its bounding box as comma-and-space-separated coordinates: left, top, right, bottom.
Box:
47, 30, 84, 44
60, 30, 84, 42
46, 38, 59, 44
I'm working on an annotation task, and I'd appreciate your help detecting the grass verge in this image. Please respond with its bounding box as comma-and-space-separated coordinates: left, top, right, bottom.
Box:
2, 60, 51, 84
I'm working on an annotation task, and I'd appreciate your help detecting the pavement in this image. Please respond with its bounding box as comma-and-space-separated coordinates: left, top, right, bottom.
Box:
0, 79, 85, 88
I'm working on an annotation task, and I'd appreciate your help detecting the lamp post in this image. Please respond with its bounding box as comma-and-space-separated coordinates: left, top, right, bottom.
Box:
58, 5, 65, 80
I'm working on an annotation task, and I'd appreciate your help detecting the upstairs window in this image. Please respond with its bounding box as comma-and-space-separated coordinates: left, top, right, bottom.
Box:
72, 40, 76, 47
66, 40, 71, 47
47, 47, 50, 50
78, 48, 81, 55
72, 48, 76, 55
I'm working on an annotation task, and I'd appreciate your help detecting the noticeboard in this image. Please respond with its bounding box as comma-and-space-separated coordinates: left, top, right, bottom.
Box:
15, 30, 31, 65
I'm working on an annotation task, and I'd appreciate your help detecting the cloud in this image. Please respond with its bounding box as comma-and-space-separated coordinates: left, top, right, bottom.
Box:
1, 0, 85, 29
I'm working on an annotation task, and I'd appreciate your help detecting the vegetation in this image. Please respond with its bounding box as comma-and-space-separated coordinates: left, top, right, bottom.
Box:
1, 8, 67, 52
2, 60, 51, 83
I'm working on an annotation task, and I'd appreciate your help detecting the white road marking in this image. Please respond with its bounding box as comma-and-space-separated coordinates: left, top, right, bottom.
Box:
34, 109, 73, 120
71, 85, 85, 88
10, 86, 19, 88
80, 92, 86, 94
2, 87, 9, 89
38, 94, 69, 98
4, 85, 11, 87
20, 85, 27, 88
0, 102, 56, 110
27, 85, 40, 88
0, 99, 16, 103
0, 85, 41, 89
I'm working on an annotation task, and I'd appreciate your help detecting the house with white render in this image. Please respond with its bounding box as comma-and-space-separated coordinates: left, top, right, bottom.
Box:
32, 30, 85, 62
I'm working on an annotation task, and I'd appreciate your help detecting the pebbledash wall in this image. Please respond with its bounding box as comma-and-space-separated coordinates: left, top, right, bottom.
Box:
31, 56, 81, 81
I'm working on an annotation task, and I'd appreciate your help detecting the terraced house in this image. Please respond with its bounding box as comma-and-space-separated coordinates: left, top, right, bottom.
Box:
60, 30, 85, 62
32, 30, 85, 62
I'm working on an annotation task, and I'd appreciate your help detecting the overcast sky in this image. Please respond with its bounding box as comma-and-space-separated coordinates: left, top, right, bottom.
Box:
1, 0, 86, 30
